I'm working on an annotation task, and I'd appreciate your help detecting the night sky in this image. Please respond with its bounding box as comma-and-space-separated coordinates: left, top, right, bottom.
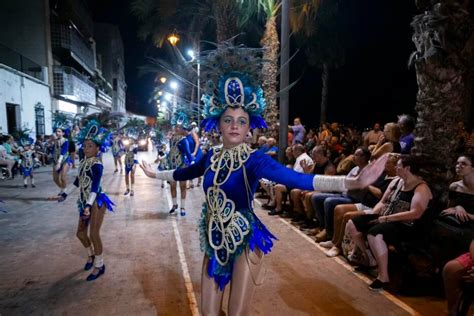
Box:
89, 0, 418, 129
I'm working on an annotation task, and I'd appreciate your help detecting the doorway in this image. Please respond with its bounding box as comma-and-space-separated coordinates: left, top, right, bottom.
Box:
6, 103, 19, 134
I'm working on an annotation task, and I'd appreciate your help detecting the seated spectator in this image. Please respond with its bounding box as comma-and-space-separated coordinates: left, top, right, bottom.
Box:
325, 153, 399, 257
304, 132, 317, 153
311, 147, 372, 242
260, 145, 293, 209
257, 136, 269, 152
442, 239, 473, 316
0, 136, 15, 179
370, 122, 401, 160
440, 154, 474, 226
328, 135, 343, 161
347, 155, 433, 290
290, 146, 336, 229
397, 114, 415, 154
265, 137, 278, 159
318, 123, 332, 143
269, 144, 313, 215
364, 122, 383, 146
34, 135, 48, 165
335, 143, 356, 175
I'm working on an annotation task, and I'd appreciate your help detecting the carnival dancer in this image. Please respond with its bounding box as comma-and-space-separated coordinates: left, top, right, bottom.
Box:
166, 109, 196, 216
49, 119, 114, 281
186, 125, 203, 188
111, 133, 124, 174
123, 137, 138, 196
51, 113, 73, 195
140, 43, 389, 316
18, 137, 36, 188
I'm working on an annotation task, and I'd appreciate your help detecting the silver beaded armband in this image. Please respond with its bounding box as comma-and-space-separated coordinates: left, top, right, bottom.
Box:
312, 175, 347, 192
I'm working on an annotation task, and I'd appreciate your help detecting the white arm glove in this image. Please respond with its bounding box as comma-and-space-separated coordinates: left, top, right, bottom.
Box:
154, 170, 175, 182
312, 175, 347, 192
86, 192, 97, 207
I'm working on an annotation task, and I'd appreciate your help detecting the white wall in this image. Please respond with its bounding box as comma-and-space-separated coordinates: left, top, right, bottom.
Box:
0, 66, 52, 137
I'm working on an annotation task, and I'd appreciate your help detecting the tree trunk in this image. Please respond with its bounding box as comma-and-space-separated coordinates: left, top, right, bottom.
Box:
261, 16, 280, 139
214, 1, 239, 42
320, 63, 329, 125
411, 0, 473, 203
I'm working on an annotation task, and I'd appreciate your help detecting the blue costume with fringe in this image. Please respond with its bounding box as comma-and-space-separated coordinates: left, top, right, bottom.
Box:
186, 133, 203, 164
72, 157, 114, 217
124, 146, 138, 175
52, 138, 73, 171
19, 150, 35, 177
168, 135, 193, 169
172, 143, 314, 290
112, 138, 124, 158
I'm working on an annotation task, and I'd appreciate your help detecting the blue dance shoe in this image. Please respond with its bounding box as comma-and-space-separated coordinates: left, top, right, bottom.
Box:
84, 256, 95, 271
86, 264, 105, 281
180, 208, 186, 216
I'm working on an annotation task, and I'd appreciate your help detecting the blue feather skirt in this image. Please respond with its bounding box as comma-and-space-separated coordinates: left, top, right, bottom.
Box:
199, 203, 277, 290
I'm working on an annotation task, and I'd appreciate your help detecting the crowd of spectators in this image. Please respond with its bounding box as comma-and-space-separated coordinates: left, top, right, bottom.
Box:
250, 115, 473, 313
0, 133, 66, 179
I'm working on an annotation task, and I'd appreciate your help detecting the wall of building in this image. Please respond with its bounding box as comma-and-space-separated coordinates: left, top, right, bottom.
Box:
0, 66, 52, 137
0, 0, 49, 68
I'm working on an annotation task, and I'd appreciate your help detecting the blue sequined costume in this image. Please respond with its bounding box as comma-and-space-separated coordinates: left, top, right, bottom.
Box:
168, 135, 194, 169
72, 157, 114, 217
52, 137, 73, 172
112, 138, 124, 158
19, 150, 35, 177
186, 133, 203, 164
172, 143, 314, 289
124, 146, 138, 175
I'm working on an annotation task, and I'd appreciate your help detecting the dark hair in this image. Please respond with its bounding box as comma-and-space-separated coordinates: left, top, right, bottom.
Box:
355, 146, 371, 162
459, 153, 474, 165
398, 114, 415, 132
400, 154, 423, 175
293, 143, 305, 153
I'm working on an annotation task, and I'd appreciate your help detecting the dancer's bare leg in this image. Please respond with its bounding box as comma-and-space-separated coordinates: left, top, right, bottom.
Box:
228, 247, 264, 316
200, 256, 225, 316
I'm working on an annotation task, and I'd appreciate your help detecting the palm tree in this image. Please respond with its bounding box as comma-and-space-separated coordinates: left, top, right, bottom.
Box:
239, 0, 281, 137
292, 0, 351, 125
410, 0, 473, 200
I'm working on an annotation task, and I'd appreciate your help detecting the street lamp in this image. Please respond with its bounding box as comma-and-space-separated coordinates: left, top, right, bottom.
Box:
169, 80, 178, 90
167, 31, 180, 46
159, 77, 167, 84
187, 49, 195, 59
187, 48, 201, 126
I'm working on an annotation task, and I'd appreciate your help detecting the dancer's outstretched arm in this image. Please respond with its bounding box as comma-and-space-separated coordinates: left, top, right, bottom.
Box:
249, 152, 389, 192
140, 149, 210, 181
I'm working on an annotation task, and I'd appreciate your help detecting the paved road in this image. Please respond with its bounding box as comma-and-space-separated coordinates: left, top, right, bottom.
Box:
0, 151, 445, 315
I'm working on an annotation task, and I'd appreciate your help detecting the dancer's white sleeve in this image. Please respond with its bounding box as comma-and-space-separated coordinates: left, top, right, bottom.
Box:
86, 193, 97, 207
312, 175, 347, 192
154, 170, 175, 182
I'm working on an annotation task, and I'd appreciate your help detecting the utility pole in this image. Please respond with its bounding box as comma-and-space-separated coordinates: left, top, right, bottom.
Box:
278, 0, 290, 162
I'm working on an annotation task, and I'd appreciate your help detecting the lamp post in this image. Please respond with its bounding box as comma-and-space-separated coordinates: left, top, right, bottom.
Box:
169, 80, 179, 113
187, 48, 201, 127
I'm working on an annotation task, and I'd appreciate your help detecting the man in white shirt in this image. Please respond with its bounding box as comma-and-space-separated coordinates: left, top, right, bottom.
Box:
269, 144, 313, 215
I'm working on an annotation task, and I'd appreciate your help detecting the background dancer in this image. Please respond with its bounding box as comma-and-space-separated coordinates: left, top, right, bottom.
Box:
49, 119, 114, 281
123, 136, 138, 196
18, 137, 36, 188
51, 113, 73, 195
111, 133, 124, 174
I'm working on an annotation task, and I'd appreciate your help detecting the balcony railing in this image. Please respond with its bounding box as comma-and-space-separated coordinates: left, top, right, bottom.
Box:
53, 66, 95, 105
51, 21, 95, 74
0, 43, 45, 82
